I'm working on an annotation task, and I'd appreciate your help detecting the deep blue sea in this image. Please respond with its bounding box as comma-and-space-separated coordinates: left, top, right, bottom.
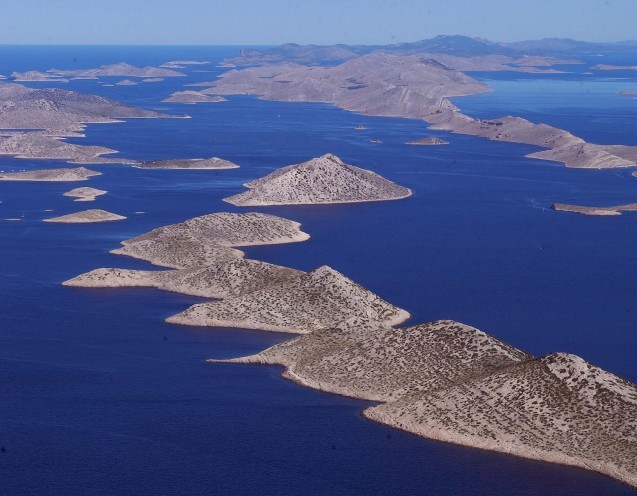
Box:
1, 46, 637, 495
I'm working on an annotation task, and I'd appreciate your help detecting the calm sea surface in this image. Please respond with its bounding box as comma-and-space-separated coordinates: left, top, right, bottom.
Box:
1, 46, 637, 495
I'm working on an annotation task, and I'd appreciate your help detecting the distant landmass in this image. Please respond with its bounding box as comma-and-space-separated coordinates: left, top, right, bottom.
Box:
208, 52, 637, 169
221, 35, 636, 67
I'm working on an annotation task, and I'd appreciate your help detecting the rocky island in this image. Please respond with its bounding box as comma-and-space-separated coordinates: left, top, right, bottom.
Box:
208, 52, 637, 169
552, 202, 637, 216
44, 209, 126, 223
0, 82, 180, 163
136, 157, 239, 170
224, 153, 411, 206
0, 132, 130, 164
63, 187, 107, 202
220, 318, 529, 400
167, 265, 410, 333
366, 352, 637, 489
11, 70, 68, 82
407, 136, 449, 145
218, 316, 637, 488
0, 82, 170, 134
162, 91, 227, 103
0, 167, 100, 182
64, 259, 304, 299
48, 62, 186, 79
110, 212, 309, 268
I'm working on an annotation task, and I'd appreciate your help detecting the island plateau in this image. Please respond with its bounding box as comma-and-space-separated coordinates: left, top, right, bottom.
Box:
224, 153, 411, 206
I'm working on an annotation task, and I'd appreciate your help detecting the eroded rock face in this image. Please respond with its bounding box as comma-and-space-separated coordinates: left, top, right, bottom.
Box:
224, 153, 411, 206
0, 167, 100, 182
43, 209, 126, 223
111, 212, 309, 268
365, 352, 637, 489
167, 265, 410, 333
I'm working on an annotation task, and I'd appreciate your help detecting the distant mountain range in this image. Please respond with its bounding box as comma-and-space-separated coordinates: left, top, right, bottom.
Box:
223, 35, 637, 66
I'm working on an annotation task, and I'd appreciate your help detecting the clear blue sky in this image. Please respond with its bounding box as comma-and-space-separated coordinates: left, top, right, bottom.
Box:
1, 0, 635, 45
